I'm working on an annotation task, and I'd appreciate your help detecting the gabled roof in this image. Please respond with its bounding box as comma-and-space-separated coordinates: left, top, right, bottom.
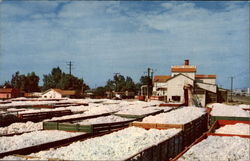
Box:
165, 73, 194, 82
53, 89, 76, 96
154, 75, 171, 82
43, 88, 76, 96
0, 88, 13, 93
195, 74, 216, 79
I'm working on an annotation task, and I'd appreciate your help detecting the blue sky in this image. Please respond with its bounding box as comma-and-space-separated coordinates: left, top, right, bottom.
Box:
0, 1, 249, 89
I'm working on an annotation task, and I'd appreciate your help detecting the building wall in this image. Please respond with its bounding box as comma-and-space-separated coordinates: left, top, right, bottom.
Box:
196, 82, 217, 93
217, 89, 228, 103
166, 75, 194, 103
154, 82, 167, 88
195, 94, 206, 107
154, 90, 167, 96
196, 78, 216, 84
0, 93, 11, 99
171, 72, 195, 80
206, 91, 218, 104
42, 90, 62, 99
153, 82, 168, 96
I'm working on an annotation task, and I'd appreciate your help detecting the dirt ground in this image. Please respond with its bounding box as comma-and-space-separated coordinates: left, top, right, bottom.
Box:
229, 95, 250, 105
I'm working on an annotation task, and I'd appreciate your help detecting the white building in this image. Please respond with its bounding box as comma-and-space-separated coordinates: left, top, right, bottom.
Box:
42, 88, 76, 99
153, 60, 218, 107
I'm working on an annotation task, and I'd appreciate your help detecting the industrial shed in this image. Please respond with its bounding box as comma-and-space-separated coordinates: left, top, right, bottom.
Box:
0, 88, 23, 99
153, 60, 219, 107
42, 88, 76, 99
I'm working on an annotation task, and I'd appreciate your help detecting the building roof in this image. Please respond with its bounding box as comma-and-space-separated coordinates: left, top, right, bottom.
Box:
154, 75, 171, 82
167, 73, 194, 82
0, 88, 13, 93
0, 88, 21, 93
43, 88, 76, 96
195, 74, 216, 79
53, 89, 76, 96
171, 65, 197, 72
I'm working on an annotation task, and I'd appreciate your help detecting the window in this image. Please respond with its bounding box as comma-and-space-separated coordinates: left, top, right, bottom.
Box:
172, 96, 181, 102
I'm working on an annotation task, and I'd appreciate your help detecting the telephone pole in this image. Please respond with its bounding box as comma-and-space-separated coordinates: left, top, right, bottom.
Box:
230, 76, 234, 102
66, 61, 73, 75
150, 69, 154, 80
147, 68, 152, 99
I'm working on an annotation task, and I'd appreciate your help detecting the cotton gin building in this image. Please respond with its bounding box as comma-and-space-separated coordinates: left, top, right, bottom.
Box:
153, 60, 218, 107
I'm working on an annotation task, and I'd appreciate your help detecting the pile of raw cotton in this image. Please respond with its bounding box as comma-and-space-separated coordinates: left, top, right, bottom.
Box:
27, 127, 181, 160
47, 113, 88, 121
209, 103, 249, 117
0, 130, 84, 153
115, 106, 161, 115
215, 123, 250, 135
142, 107, 206, 124
0, 100, 57, 108
75, 115, 132, 125
178, 136, 249, 161
0, 121, 42, 135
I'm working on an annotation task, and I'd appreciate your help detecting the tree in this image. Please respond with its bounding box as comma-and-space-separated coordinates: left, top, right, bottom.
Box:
26, 72, 40, 92
11, 71, 21, 89
10, 71, 40, 92
51, 67, 62, 86
3, 81, 12, 88
43, 67, 62, 90
105, 74, 136, 92
93, 86, 107, 97
113, 74, 126, 92
105, 79, 115, 91
124, 76, 136, 92
135, 75, 153, 95
139, 75, 152, 86
43, 67, 89, 94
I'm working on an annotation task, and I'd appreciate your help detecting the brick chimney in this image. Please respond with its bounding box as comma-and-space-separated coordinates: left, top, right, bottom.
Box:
184, 59, 189, 65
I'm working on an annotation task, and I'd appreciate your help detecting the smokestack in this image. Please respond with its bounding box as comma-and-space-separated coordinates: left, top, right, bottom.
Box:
184, 59, 189, 65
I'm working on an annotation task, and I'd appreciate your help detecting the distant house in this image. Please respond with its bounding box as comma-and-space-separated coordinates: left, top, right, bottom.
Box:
42, 88, 76, 99
24, 92, 42, 98
84, 90, 94, 98
106, 91, 135, 99
152, 60, 219, 107
0, 88, 23, 99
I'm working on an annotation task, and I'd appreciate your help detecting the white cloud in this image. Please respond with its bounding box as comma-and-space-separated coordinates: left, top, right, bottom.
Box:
58, 1, 118, 18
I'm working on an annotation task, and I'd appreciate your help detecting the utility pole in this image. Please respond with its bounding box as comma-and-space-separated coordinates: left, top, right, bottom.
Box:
230, 76, 234, 102
67, 61, 73, 75
150, 69, 154, 80
147, 68, 151, 99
